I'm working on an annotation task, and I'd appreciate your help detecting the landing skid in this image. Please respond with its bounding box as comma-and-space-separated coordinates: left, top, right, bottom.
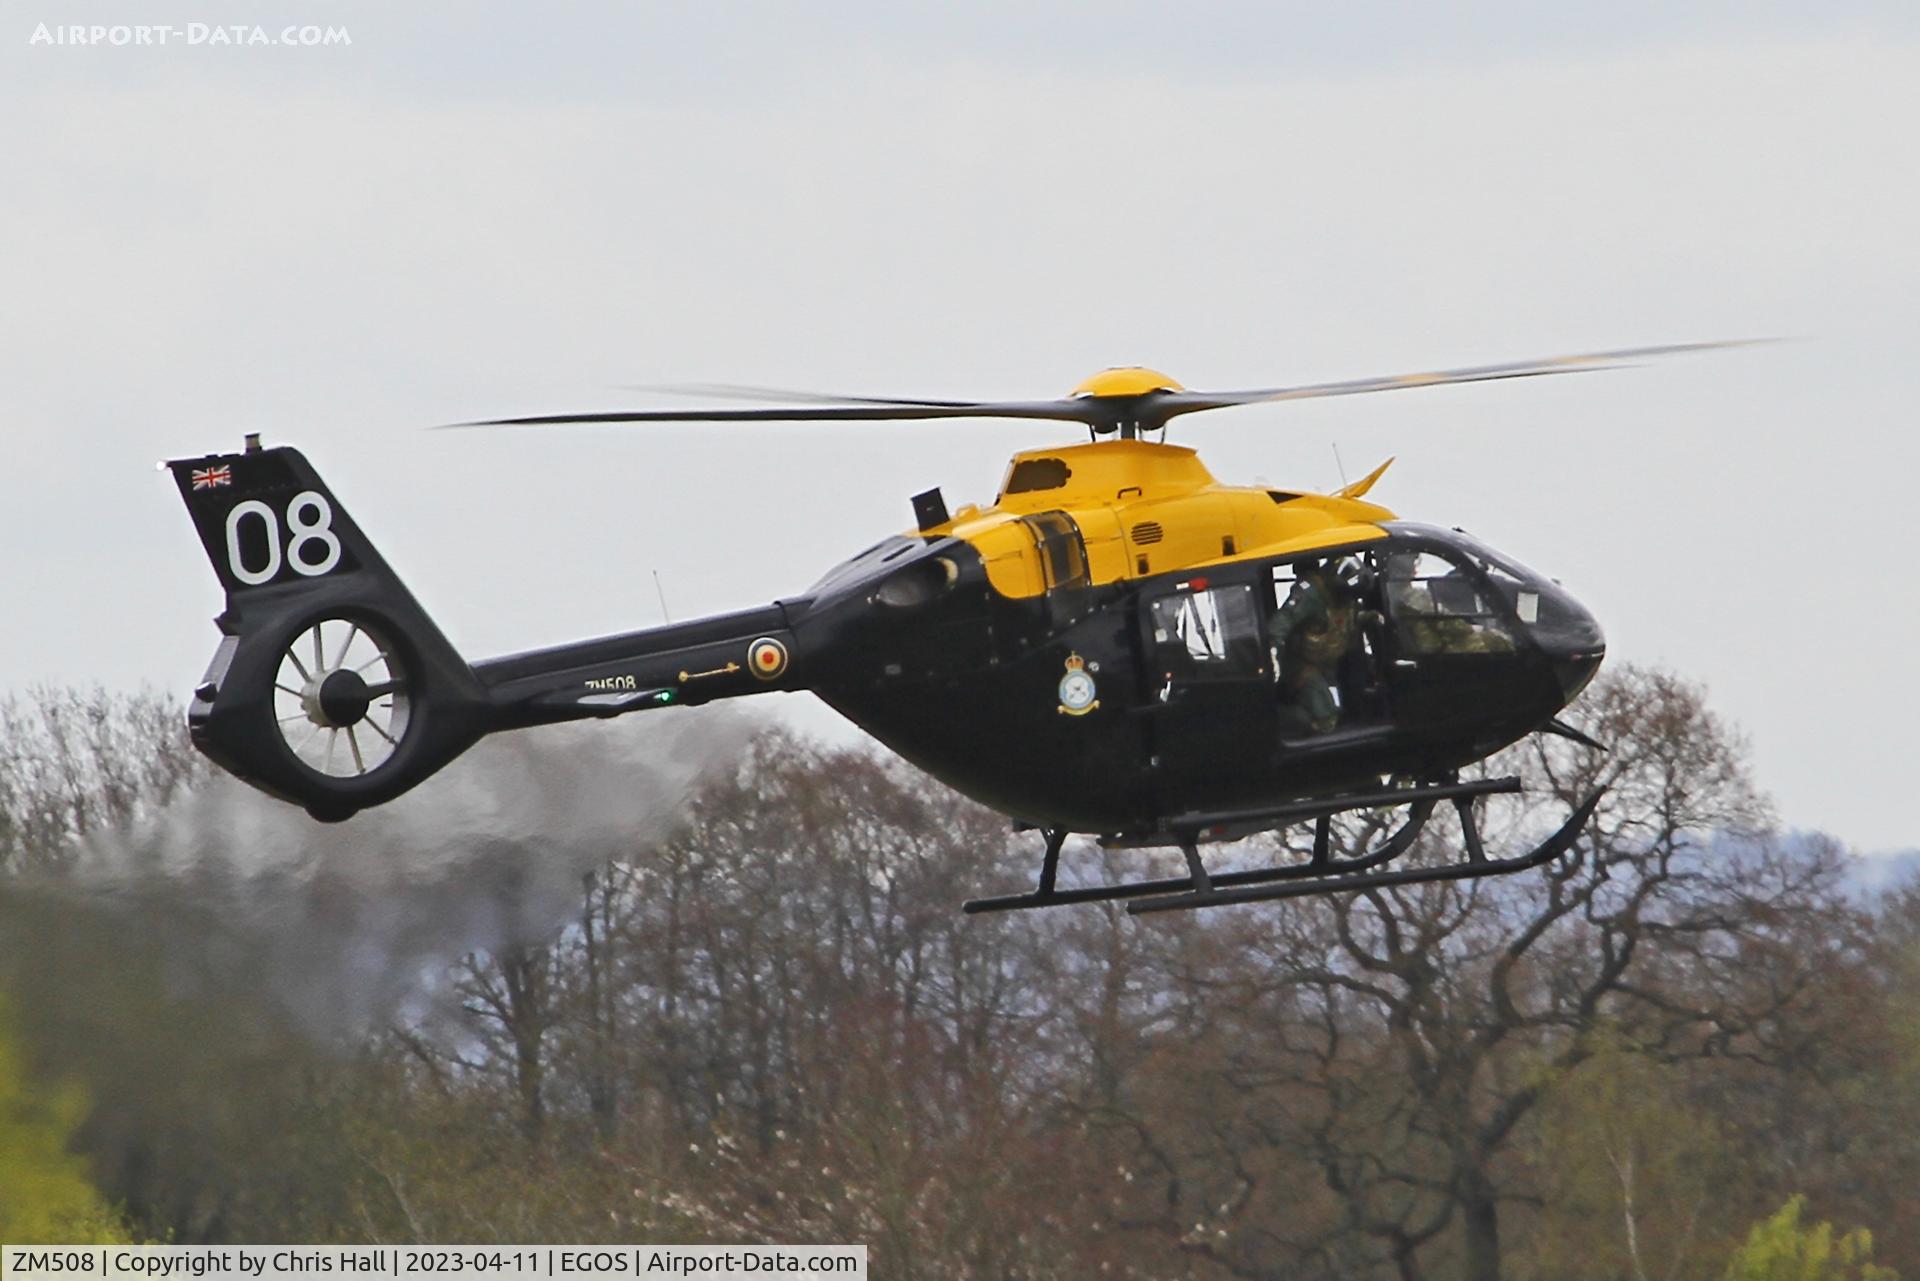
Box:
963, 776, 1604, 916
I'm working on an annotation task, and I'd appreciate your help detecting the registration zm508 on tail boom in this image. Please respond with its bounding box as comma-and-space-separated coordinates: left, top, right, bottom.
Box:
167, 344, 1733, 914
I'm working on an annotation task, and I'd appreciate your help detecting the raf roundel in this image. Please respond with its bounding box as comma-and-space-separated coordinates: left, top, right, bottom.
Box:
747, 637, 789, 681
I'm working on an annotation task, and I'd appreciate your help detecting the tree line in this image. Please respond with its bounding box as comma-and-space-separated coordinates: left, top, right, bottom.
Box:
0, 670, 1914, 1280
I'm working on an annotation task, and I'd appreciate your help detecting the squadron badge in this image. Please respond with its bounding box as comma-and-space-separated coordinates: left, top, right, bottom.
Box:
1056, 653, 1099, 715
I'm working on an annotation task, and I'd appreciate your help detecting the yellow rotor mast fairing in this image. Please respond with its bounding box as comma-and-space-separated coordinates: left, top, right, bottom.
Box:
1071, 367, 1186, 400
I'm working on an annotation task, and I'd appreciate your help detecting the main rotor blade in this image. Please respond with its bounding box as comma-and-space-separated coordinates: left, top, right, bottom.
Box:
445, 399, 1101, 429
1154, 340, 1763, 423
631, 382, 982, 409
446, 339, 1760, 433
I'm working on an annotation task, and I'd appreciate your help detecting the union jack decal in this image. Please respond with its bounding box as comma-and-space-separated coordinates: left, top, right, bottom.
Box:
191, 464, 233, 490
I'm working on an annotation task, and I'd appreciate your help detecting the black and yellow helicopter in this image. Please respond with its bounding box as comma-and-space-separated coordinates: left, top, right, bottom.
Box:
166, 343, 1731, 914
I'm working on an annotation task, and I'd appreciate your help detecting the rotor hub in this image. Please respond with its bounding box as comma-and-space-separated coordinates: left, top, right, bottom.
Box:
303, 667, 373, 728
1069, 366, 1185, 399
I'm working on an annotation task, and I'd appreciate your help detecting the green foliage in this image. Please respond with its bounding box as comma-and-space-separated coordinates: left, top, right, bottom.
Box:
1724, 1197, 1897, 1281
0, 997, 129, 1244
1527, 1036, 1731, 1280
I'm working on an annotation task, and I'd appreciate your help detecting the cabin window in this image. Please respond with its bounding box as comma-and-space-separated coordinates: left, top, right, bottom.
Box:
1384, 551, 1518, 655
1150, 584, 1263, 676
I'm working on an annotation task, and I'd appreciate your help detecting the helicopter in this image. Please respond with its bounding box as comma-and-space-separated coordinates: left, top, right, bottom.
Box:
165, 342, 1734, 914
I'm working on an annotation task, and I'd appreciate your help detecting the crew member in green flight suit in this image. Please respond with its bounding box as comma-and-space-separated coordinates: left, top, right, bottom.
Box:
1269, 558, 1360, 734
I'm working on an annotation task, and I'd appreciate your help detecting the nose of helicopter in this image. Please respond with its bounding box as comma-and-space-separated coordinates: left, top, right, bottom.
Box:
1529, 589, 1606, 702
1551, 643, 1605, 703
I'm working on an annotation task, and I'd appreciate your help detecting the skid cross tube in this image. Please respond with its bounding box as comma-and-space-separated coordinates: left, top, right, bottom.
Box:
963, 776, 1536, 915
1127, 787, 1605, 915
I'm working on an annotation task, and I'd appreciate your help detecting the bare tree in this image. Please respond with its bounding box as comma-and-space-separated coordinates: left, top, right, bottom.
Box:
0, 686, 201, 876
1053, 667, 1860, 1281
15, 678, 1894, 1271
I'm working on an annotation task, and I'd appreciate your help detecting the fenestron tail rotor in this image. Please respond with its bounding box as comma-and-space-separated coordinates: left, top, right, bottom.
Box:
166, 442, 495, 819
445, 340, 1763, 440
272, 616, 413, 779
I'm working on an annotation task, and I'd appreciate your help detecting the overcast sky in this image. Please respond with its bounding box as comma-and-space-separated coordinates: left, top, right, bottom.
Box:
5, 3, 1917, 851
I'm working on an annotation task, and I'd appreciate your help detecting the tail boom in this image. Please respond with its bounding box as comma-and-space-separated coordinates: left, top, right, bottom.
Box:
475, 604, 801, 730
169, 442, 801, 820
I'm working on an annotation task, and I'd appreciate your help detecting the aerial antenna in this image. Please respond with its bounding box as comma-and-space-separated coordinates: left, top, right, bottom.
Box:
1331, 442, 1350, 489
652, 570, 672, 624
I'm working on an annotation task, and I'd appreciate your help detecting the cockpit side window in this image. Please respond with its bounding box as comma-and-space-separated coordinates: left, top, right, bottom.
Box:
1385, 550, 1518, 655
1482, 565, 1540, 624
1422, 529, 1603, 653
